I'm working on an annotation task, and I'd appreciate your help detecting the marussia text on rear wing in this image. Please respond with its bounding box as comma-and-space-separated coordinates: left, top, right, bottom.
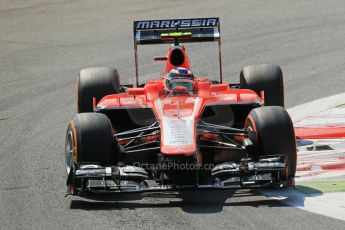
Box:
133, 18, 220, 45
132, 17, 222, 87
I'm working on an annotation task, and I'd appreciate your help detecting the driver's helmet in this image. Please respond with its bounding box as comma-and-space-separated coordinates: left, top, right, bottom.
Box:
166, 67, 194, 91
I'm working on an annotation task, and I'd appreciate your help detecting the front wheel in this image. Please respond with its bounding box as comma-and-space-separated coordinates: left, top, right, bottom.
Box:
245, 106, 297, 179
65, 113, 117, 175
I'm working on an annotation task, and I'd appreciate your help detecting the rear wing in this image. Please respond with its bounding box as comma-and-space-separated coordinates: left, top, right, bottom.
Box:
134, 18, 220, 44
132, 18, 222, 86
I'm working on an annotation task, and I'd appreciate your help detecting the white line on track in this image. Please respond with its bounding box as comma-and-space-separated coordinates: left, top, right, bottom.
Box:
261, 189, 345, 221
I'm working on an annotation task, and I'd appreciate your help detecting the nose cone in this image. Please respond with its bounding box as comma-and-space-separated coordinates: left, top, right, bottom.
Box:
152, 97, 205, 155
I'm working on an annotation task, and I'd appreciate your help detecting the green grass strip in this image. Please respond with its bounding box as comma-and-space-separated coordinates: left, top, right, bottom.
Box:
297, 180, 345, 194
336, 103, 345, 108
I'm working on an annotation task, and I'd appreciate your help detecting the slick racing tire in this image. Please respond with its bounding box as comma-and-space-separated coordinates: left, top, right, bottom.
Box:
77, 67, 121, 113
245, 106, 297, 178
240, 64, 284, 107
65, 113, 116, 174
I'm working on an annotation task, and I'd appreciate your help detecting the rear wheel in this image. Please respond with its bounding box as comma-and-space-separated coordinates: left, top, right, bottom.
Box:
77, 67, 121, 113
65, 113, 117, 174
240, 64, 284, 107
245, 106, 297, 179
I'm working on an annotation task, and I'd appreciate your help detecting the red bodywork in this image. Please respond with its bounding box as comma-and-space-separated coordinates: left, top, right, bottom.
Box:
97, 45, 260, 155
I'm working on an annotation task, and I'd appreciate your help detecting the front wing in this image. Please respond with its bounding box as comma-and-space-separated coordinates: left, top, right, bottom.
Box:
66, 155, 290, 196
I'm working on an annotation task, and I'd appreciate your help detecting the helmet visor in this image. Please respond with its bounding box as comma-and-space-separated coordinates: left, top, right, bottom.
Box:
169, 79, 194, 91
170, 82, 193, 91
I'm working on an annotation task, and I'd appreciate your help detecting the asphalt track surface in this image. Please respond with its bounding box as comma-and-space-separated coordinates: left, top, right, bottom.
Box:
1, 0, 345, 229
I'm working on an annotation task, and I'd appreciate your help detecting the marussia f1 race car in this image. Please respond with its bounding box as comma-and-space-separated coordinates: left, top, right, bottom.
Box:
65, 17, 297, 196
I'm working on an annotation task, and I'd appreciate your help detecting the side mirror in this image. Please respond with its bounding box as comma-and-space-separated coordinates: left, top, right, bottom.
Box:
154, 56, 167, 61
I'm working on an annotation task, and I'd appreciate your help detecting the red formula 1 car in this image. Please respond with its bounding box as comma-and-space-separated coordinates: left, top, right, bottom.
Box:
65, 18, 296, 196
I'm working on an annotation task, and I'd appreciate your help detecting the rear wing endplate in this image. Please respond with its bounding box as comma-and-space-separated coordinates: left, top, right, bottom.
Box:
132, 18, 222, 86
